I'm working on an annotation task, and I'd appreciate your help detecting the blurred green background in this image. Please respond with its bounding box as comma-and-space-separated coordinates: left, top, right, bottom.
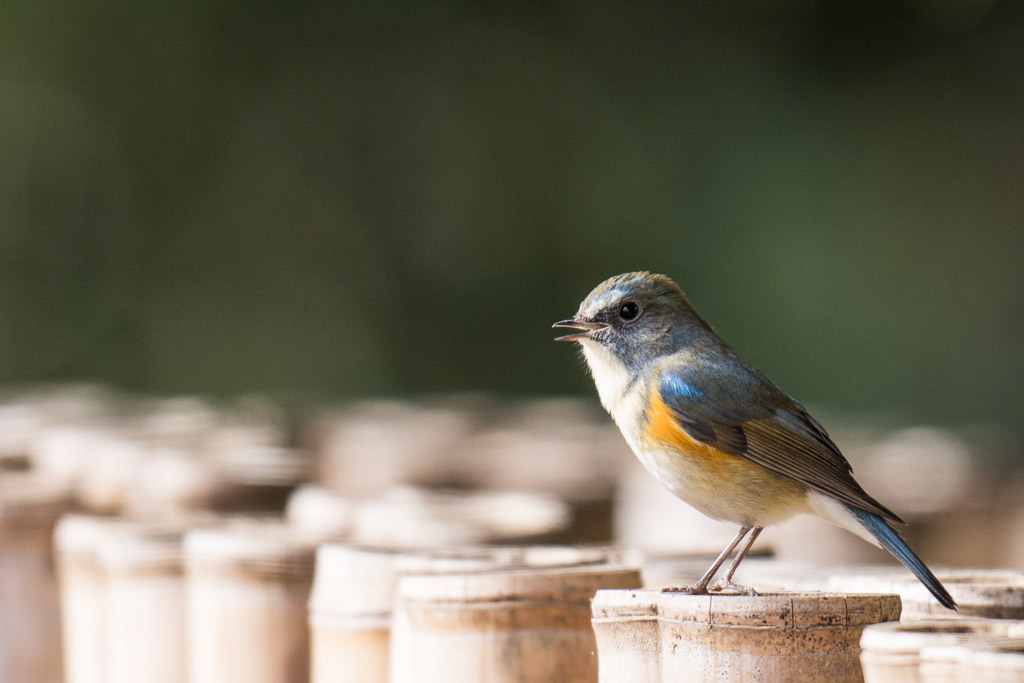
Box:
0, 0, 1021, 430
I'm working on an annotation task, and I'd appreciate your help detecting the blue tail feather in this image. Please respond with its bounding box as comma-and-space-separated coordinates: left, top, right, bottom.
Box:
844, 503, 957, 611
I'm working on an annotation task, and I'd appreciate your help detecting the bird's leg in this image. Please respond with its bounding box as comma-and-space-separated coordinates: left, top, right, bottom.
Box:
709, 526, 763, 595
663, 526, 751, 594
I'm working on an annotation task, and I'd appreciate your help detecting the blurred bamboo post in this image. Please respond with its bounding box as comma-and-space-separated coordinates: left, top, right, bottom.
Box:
184, 521, 316, 683
0, 477, 72, 683
389, 565, 642, 683
464, 400, 620, 544
285, 485, 357, 541
309, 543, 627, 683
205, 445, 311, 513
591, 589, 662, 683
346, 487, 571, 547
918, 621, 1024, 681
101, 527, 190, 683
946, 638, 1024, 682
309, 545, 396, 683
860, 619, 1022, 683
310, 400, 478, 493
55, 515, 134, 683
823, 569, 1024, 621
309, 544, 519, 683
56, 515, 206, 683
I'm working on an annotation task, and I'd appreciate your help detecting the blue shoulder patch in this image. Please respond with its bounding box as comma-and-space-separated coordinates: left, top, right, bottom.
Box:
660, 372, 703, 399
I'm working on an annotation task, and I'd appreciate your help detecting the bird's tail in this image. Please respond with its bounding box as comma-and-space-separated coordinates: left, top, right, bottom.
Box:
843, 502, 957, 611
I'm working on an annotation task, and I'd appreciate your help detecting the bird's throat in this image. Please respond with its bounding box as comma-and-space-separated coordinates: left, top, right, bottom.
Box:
579, 341, 646, 432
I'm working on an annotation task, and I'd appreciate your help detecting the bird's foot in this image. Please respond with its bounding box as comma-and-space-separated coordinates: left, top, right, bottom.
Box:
661, 583, 710, 595
708, 579, 759, 596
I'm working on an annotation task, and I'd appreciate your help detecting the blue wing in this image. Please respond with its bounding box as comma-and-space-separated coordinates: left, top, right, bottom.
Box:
657, 350, 903, 524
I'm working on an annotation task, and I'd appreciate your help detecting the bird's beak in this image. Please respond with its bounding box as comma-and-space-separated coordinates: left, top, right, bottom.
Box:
552, 318, 608, 342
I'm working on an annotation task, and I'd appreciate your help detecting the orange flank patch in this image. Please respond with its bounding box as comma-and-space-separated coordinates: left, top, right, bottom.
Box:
643, 391, 750, 476
637, 389, 813, 525
639, 389, 812, 524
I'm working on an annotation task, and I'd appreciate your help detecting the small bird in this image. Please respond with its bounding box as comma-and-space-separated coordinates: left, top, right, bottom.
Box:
554, 271, 956, 609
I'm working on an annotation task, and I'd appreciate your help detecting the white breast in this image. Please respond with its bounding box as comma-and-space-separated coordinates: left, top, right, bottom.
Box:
579, 340, 647, 450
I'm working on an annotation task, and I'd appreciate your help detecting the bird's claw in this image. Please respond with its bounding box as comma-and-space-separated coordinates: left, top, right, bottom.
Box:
661, 584, 710, 595
709, 579, 759, 596
661, 580, 759, 596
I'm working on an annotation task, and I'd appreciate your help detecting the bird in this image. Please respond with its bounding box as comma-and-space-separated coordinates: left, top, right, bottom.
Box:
554, 271, 956, 609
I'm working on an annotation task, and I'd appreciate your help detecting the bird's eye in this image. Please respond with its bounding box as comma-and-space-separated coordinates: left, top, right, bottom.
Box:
618, 301, 641, 321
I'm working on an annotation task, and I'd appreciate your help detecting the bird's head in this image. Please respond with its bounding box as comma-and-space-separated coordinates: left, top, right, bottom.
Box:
554, 271, 708, 369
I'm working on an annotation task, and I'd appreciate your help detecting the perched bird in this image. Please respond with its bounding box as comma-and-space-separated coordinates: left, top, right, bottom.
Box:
554, 271, 956, 609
